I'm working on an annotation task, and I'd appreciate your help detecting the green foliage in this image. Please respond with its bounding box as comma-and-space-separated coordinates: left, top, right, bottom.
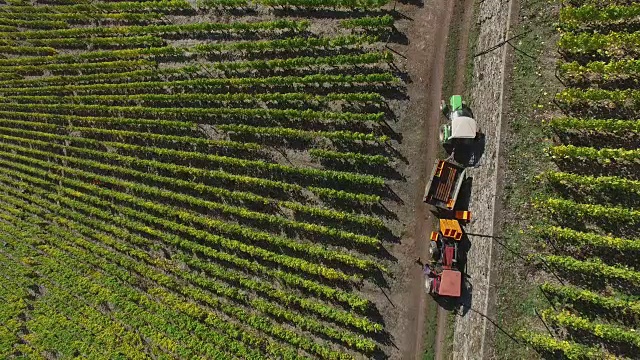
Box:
548, 117, 640, 134
541, 282, 640, 322
542, 309, 640, 348
0, 19, 309, 40
542, 171, 640, 199
517, 330, 616, 359
558, 31, 640, 58
0, 3, 398, 358
256, 0, 388, 9
548, 144, 640, 164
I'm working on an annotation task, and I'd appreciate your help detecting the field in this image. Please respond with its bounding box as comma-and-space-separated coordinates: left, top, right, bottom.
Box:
0, 0, 418, 358
495, 0, 640, 359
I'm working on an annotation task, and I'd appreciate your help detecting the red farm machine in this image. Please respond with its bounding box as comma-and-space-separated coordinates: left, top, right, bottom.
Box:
424, 218, 469, 298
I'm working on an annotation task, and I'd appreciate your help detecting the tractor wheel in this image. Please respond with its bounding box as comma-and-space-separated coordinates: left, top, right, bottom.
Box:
429, 241, 440, 261
439, 125, 448, 144
425, 278, 433, 294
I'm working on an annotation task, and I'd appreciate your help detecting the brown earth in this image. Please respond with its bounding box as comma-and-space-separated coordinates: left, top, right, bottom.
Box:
375, 0, 454, 358
434, 0, 476, 358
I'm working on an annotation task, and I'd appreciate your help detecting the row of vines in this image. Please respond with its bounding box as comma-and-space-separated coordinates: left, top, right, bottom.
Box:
0, 0, 406, 358
516, 0, 640, 359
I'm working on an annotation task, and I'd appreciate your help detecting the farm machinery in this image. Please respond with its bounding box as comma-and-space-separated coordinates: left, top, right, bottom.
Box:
439, 95, 481, 147
424, 217, 469, 298
423, 159, 468, 212
422, 96, 480, 298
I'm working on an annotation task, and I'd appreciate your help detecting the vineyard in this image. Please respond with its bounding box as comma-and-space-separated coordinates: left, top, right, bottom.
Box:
0, 0, 411, 358
515, 0, 640, 358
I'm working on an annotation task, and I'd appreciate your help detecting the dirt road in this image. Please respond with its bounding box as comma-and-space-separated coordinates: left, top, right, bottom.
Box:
433, 0, 476, 358
379, 0, 454, 358
382, 0, 515, 357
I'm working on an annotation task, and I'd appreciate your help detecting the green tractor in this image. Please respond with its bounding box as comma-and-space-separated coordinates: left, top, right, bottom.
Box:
439, 95, 482, 148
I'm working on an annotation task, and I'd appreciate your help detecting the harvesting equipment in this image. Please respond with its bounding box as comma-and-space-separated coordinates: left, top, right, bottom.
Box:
425, 218, 468, 298
423, 159, 468, 211
439, 95, 481, 147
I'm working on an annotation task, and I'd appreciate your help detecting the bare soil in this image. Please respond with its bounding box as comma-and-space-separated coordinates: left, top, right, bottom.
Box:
376, 0, 454, 358
434, 0, 476, 358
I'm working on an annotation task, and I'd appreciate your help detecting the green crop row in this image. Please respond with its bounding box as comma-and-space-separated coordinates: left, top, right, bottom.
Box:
256, 0, 388, 8
0, 143, 386, 259
560, 3, 640, 23
542, 308, 640, 349
25, 35, 165, 50
0, 199, 302, 359
0, 51, 385, 87
542, 171, 640, 199
517, 330, 615, 360
0, 73, 19, 81
559, 4, 640, 31
559, 59, 640, 87
558, 31, 640, 58
0, 118, 257, 151
0, 19, 309, 40
0, 51, 390, 88
0, 0, 194, 14
535, 197, 640, 227
6, 91, 384, 107
0, 73, 397, 96
218, 124, 389, 143
203, 51, 392, 72
191, 34, 378, 54
562, 0, 636, 7
310, 148, 389, 165
0, 137, 384, 246
0, 102, 385, 125
0, 46, 177, 67
0, 59, 155, 76
0, 11, 162, 25
0, 110, 194, 130
0, 169, 373, 356
541, 282, 640, 322
548, 117, 640, 134
538, 254, 640, 288
556, 88, 640, 111
548, 144, 640, 164
0, 34, 376, 68
0, 180, 370, 313
0, 129, 378, 205
536, 225, 640, 253
0, 67, 177, 88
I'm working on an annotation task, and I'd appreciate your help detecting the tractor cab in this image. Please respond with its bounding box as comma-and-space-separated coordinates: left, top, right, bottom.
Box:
439, 95, 479, 146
